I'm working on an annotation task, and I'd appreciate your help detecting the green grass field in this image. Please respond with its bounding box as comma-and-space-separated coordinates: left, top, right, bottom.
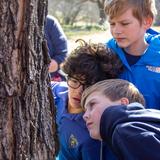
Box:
153, 26, 160, 31
63, 24, 107, 39
65, 25, 160, 41
67, 25, 160, 52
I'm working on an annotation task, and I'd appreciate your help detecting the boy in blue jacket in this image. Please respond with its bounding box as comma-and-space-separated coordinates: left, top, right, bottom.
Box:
51, 40, 123, 160
104, 0, 160, 109
82, 79, 160, 160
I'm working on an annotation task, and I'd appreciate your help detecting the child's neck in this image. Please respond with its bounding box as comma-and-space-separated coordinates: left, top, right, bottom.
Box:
124, 40, 149, 56
68, 103, 83, 114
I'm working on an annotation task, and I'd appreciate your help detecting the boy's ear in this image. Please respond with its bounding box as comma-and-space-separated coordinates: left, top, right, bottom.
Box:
143, 17, 153, 29
120, 97, 129, 105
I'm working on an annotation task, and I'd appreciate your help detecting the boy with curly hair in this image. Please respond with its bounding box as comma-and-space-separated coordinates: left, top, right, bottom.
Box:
51, 40, 123, 160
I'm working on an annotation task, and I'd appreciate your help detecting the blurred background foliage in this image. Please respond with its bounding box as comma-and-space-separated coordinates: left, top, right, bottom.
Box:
48, 0, 160, 39
48, 0, 105, 25
48, 0, 108, 39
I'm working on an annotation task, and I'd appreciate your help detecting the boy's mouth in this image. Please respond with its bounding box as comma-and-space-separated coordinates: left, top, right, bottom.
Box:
86, 122, 93, 129
73, 97, 80, 103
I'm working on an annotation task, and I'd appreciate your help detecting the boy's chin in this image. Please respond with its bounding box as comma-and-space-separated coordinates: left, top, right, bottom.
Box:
116, 40, 128, 49
90, 131, 100, 140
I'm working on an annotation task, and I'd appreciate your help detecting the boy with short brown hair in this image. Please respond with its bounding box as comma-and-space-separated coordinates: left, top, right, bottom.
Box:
82, 79, 160, 160
104, 0, 160, 109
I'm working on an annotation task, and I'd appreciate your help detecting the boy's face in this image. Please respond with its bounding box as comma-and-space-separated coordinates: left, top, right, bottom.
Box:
108, 8, 151, 54
83, 91, 121, 140
67, 76, 86, 113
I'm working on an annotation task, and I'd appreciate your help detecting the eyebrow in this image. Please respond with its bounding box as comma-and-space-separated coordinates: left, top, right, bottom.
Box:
109, 19, 131, 23
72, 77, 86, 83
85, 98, 96, 109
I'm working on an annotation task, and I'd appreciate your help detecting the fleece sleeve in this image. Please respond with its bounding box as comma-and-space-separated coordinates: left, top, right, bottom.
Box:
100, 105, 160, 160
45, 16, 68, 64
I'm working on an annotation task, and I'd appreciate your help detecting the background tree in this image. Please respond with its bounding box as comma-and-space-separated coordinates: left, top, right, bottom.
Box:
155, 0, 160, 25
59, 0, 86, 25
0, 0, 58, 159
48, 0, 100, 25
89, 0, 105, 24
48, 0, 160, 27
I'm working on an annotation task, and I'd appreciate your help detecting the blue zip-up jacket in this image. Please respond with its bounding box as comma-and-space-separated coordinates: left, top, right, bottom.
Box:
106, 29, 160, 109
45, 15, 68, 77
51, 81, 116, 160
100, 103, 160, 160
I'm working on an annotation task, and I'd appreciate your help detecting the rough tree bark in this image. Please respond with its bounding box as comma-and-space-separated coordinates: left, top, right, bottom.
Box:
96, 0, 106, 24
88, 0, 106, 24
155, 0, 160, 25
0, 0, 58, 160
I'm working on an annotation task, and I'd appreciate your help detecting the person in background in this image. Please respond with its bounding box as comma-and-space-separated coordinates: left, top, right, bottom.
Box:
45, 15, 68, 81
51, 40, 123, 160
104, 0, 160, 109
82, 79, 160, 160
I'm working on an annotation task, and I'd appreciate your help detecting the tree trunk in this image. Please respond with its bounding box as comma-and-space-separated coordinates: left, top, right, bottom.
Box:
97, 0, 106, 25
0, 0, 58, 160
155, 0, 160, 26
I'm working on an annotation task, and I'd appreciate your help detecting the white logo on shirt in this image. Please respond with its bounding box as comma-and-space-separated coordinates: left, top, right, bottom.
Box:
146, 66, 160, 73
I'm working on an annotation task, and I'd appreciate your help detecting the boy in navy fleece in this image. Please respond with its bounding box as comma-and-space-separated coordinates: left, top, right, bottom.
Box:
82, 79, 160, 160
45, 15, 68, 81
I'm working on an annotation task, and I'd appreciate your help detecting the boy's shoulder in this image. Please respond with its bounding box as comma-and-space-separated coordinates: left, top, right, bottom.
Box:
145, 28, 160, 42
51, 81, 68, 97
147, 28, 160, 35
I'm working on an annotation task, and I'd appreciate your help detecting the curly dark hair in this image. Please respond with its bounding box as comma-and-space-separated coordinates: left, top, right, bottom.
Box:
61, 39, 123, 87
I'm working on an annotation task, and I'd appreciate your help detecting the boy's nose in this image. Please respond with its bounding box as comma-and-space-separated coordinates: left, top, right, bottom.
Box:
77, 85, 84, 95
113, 24, 122, 35
83, 110, 89, 121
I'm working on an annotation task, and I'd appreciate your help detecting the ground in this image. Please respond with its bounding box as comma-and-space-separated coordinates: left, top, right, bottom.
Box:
68, 26, 160, 53
68, 30, 112, 53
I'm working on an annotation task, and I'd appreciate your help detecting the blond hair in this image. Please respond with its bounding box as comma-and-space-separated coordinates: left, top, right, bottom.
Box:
81, 79, 145, 108
104, 0, 157, 24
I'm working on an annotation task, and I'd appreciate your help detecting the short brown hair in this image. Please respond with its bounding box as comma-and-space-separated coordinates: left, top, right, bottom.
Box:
104, 0, 157, 23
61, 39, 123, 87
81, 79, 145, 107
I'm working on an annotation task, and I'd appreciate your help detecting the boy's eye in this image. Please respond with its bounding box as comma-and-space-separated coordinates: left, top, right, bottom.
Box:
109, 23, 115, 26
71, 79, 78, 84
89, 101, 96, 110
122, 23, 130, 26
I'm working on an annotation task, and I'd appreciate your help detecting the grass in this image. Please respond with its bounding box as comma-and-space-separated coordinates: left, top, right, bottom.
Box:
66, 25, 160, 52
64, 24, 160, 40
63, 24, 107, 40
153, 26, 160, 31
